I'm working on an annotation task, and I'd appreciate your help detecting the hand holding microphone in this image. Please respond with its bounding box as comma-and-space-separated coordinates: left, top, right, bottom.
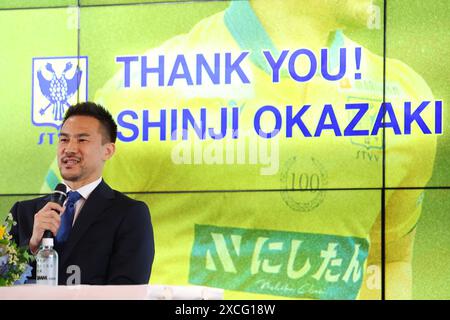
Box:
29, 184, 67, 254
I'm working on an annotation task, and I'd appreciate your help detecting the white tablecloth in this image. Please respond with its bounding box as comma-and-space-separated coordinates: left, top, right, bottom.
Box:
0, 284, 223, 300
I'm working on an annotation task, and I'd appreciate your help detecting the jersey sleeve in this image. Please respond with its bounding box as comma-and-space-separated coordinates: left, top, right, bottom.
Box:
383, 57, 437, 243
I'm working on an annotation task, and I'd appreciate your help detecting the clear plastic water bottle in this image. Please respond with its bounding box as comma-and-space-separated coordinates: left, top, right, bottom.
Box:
36, 237, 58, 285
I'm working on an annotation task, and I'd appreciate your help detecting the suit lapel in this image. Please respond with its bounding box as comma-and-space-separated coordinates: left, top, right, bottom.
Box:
37, 196, 51, 212
60, 180, 115, 267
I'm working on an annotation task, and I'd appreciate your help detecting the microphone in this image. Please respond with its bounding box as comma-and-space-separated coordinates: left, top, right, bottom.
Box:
43, 183, 67, 239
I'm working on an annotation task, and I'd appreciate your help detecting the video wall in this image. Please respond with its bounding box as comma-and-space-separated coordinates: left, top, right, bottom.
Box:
0, 0, 449, 299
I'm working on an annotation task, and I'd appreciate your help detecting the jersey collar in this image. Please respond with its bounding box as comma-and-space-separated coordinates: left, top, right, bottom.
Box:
224, 0, 345, 77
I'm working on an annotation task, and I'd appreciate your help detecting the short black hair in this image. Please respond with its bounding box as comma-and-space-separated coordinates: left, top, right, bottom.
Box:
62, 102, 117, 143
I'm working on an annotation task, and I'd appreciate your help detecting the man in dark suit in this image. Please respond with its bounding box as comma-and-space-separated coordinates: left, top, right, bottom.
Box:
10, 102, 154, 285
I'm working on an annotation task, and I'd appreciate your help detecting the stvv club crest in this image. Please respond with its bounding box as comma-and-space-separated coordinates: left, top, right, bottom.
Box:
32, 56, 88, 129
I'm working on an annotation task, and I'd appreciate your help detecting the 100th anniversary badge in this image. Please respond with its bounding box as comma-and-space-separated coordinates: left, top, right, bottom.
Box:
280, 156, 328, 212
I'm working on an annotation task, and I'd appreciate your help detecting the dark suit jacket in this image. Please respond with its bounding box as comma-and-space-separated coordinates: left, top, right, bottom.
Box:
10, 180, 154, 285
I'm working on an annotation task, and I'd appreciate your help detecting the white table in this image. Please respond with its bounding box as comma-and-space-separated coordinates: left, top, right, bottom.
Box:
0, 284, 223, 300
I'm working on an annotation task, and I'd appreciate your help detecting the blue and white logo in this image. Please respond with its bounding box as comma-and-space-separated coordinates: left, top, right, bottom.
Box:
32, 56, 88, 129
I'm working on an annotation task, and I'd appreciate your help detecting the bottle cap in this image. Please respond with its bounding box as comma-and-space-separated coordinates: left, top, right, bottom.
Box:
42, 238, 54, 247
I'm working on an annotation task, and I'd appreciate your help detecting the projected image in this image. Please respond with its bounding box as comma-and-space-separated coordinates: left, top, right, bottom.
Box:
0, 0, 449, 299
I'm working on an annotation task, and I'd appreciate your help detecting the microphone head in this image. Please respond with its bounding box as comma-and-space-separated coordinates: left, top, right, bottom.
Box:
43, 183, 68, 239
54, 183, 67, 194
51, 183, 67, 207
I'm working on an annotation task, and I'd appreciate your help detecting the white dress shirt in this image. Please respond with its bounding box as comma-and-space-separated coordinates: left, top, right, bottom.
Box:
63, 177, 102, 226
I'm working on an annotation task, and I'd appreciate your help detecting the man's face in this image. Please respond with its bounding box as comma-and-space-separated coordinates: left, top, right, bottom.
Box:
332, 0, 376, 28
57, 115, 114, 186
